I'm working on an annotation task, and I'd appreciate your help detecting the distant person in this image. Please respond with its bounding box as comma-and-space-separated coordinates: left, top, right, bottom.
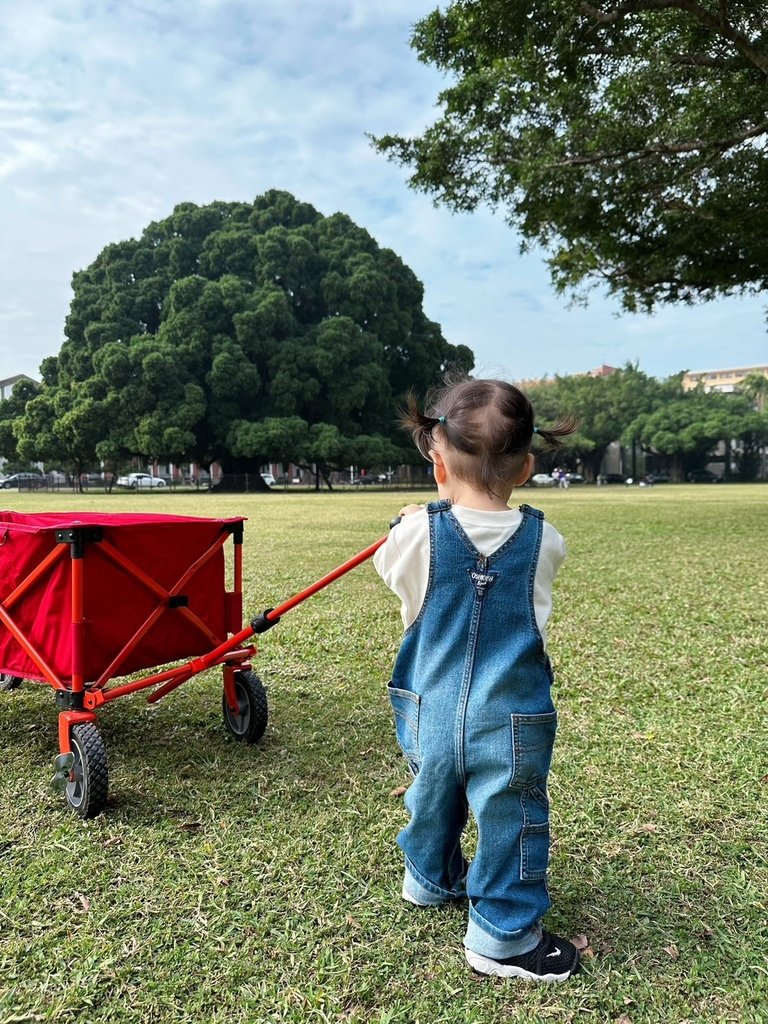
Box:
374, 375, 581, 981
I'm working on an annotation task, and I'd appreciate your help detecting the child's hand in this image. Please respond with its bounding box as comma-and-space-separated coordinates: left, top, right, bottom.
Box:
398, 503, 425, 517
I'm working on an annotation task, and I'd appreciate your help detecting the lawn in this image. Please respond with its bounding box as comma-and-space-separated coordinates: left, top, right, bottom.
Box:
0, 485, 766, 1024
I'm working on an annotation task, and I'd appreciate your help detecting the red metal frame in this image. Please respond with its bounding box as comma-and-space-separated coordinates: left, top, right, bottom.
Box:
58, 710, 98, 755
262, 535, 387, 623
0, 543, 67, 688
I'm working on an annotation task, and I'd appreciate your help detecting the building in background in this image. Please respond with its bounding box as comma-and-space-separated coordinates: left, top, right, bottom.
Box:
0, 374, 38, 400
682, 364, 768, 394
587, 363, 620, 378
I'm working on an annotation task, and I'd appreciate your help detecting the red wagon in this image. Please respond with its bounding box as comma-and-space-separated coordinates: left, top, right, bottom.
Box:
0, 510, 385, 817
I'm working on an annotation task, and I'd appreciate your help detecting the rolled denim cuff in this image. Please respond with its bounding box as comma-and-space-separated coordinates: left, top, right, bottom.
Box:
403, 871, 450, 906
464, 914, 540, 959
403, 859, 466, 905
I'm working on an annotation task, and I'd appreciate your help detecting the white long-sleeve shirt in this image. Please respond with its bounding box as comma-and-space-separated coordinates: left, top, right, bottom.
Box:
373, 504, 566, 645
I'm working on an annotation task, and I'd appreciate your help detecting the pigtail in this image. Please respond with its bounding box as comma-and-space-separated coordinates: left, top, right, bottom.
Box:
399, 390, 445, 460
533, 415, 580, 450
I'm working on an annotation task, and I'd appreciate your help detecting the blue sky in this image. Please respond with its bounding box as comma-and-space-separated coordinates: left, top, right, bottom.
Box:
1, 0, 765, 385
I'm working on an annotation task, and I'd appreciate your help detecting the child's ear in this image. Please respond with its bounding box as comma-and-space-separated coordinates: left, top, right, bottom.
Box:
429, 449, 448, 485
515, 453, 535, 487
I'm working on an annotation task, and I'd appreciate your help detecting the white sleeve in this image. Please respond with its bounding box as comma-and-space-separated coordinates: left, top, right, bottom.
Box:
372, 509, 430, 629
534, 522, 567, 646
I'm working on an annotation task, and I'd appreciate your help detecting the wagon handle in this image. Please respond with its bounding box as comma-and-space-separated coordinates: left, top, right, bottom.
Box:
251, 531, 390, 633
134, 528, 397, 688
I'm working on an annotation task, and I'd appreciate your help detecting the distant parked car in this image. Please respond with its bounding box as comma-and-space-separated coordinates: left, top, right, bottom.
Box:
600, 473, 627, 485
260, 472, 276, 487
116, 472, 166, 489
644, 472, 671, 484
687, 469, 722, 483
566, 473, 585, 485
2, 472, 44, 489
530, 473, 556, 487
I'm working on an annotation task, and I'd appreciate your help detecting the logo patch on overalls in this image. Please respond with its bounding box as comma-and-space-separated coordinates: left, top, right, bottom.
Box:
468, 568, 497, 599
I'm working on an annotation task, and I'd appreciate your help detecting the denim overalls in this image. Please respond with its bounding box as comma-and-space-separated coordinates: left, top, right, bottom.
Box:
388, 500, 558, 958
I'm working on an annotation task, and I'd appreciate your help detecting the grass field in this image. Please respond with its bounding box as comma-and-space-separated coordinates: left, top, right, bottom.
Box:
0, 485, 766, 1023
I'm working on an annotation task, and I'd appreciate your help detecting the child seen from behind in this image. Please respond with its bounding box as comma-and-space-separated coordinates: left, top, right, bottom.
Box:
374, 376, 580, 981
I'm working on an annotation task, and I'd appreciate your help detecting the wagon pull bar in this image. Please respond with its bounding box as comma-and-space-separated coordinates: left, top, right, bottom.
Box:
138, 529, 395, 686
250, 532, 389, 633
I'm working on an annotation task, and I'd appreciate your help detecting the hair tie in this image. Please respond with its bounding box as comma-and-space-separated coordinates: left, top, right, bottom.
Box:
532, 426, 540, 434
438, 415, 446, 425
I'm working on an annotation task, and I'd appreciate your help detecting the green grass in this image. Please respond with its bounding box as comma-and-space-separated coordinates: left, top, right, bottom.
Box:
0, 485, 766, 1023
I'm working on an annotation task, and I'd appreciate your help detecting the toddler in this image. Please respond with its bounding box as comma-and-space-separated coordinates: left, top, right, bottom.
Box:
374, 376, 580, 981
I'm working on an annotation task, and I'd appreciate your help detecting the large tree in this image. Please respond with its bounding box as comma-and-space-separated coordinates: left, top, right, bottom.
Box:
373, 2, 768, 312
17, 191, 473, 485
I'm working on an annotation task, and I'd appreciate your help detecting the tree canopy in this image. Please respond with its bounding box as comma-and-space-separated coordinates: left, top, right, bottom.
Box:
16, 191, 473, 485
373, 1, 768, 312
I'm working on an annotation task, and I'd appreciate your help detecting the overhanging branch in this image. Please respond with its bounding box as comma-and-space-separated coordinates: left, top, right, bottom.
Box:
547, 118, 768, 169
578, 1, 768, 76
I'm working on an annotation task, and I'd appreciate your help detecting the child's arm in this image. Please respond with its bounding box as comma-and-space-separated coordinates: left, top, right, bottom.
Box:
373, 506, 430, 628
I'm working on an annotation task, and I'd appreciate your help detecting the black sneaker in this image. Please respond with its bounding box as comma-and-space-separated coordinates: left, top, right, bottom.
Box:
465, 931, 580, 981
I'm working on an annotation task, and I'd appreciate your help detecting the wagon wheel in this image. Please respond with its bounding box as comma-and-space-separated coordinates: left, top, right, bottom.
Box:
222, 670, 268, 744
0, 674, 22, 691
65, 722, 108, 818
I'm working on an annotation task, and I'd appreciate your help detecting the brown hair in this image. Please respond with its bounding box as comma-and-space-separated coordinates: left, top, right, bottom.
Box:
400, 375, 579, 498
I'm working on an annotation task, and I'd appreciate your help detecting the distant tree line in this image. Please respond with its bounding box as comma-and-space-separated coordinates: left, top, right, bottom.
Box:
527, 367, 768, 482
2, 354, 765, 487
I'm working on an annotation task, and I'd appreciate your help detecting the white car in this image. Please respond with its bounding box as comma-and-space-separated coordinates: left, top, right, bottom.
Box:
116, 472, 166, 489
530, 473, 556, 487
260, 472, 276, 486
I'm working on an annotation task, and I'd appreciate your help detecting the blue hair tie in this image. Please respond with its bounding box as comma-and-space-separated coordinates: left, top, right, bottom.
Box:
438, 415, 446, 425
533, 426, 540, 434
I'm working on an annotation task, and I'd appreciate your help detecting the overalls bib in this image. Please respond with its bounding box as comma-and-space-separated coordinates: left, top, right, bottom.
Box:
388, 500, 557, 949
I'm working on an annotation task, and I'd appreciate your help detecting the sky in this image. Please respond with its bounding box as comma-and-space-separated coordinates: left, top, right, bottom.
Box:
1, 0, 766, 387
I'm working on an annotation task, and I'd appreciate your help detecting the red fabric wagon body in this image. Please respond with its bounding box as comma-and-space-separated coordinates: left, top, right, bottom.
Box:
0, 511, 245, 687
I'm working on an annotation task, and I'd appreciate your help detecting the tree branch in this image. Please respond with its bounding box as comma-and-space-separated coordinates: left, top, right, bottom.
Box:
547, 118, 768, 169
578, 1, 768, 76
580, 0, 685, 21
667, 52, 736, 68
581, 41, 741, 69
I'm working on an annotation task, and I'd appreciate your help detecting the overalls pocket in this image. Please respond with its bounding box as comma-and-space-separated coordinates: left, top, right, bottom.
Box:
520, 786, 550, 881
387, 682, 421, 776
508, 711, 558, 790
508, 711, 557, 882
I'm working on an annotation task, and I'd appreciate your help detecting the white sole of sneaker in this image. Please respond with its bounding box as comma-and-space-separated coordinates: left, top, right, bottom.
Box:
464, 949, 574, 982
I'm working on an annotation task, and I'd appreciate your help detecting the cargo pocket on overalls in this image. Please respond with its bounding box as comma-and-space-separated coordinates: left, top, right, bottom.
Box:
388, 683, 421, 776
508, 711, 558, 882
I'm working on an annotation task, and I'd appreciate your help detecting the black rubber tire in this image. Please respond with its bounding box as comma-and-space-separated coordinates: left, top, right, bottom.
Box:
65, 722, 108, 818
0, 673, 22, 691
222, 670, 268, 744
